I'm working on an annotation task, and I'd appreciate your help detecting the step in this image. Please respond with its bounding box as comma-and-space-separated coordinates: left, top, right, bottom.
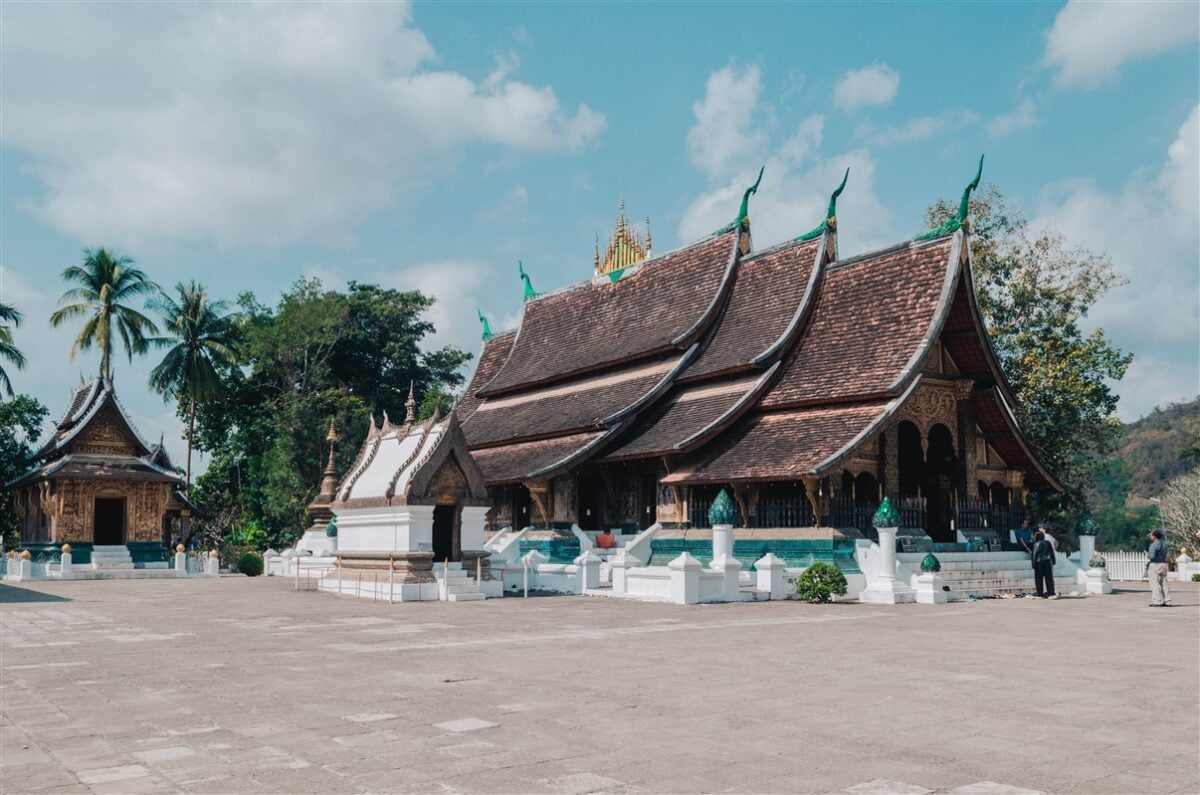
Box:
447, 592, 486, 602
445, 584, 483, 595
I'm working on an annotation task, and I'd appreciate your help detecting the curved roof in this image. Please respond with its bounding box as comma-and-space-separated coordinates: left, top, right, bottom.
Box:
478, 231, 738, 397
760, 235, 959, 408
457, 331, 516, 424
335, 411, 488, 509
472, 432, 606, 485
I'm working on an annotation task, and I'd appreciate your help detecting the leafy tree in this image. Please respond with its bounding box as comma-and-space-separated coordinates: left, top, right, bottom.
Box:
0, 395, 49, 546
0, 302, 25, 396
148, 282, 239, 490
188, 278, 470, 548
1159, 469, 1200, 558
926, 188, 1132, 531
49, 248, 160, 379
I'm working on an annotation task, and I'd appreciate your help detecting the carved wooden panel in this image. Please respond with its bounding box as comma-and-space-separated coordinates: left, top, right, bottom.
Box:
424, 458, 468, 505
70, 405, 138, 456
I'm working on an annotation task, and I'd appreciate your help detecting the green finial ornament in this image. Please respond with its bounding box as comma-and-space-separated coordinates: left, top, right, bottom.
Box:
872, 496, 902, 529
796, 167, 850, 241
477, 309, 493, 341
714, 166, 765, 234
916, 154, 985, 241
518, 260, 540, 302
920, 552, 941, 573
708, 488, 737, 527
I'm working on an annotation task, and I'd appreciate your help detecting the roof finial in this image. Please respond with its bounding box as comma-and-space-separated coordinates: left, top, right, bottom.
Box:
326, 415, 338, 443
645, 216, 652, 256
594, 233, 601, 271
477, 309, 494, 341
405, 381, 416, 423
519, 260, 539, 301
714, 165, 764, 234
796, 167, 850, 241
917, 155, 985, 240
431, 395, 442, 423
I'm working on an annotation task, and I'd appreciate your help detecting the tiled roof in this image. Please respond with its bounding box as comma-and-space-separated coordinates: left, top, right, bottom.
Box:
463, 358, 678, 448
682, 238, 820, 381
457, 332, 515, 424
760, 236, 957, 408
479, 232, 737, 396
601, 372, 770, 461
473, 432, 605, 484
661, 401, 891, 484
32, 377, 154, 461
9, 453, 180, 488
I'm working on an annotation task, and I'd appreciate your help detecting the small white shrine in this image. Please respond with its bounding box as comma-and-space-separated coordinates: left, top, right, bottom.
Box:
321, 398, 497, 602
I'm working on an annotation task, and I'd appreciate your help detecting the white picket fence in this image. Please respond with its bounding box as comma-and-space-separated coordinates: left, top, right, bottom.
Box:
1098, 550, 1149, 581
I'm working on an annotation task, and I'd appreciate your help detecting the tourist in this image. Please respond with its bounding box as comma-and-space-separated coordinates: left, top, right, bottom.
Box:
1016, 519, 1034, 553
1031, 530, 1057, 599
1146, 529, 1171, 607
1040, 525, 1058, 552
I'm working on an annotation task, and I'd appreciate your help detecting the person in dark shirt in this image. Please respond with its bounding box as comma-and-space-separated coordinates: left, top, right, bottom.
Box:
1031, 530, 1057, 599
1147, 529, 1171, 607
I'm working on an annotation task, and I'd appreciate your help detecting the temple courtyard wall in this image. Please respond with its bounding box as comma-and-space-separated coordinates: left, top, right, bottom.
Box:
1, 576, 1197, 794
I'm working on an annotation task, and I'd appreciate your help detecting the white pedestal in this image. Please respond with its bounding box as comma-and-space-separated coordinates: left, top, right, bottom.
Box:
174, 551, 187, 576
914, 572, 948, 604
60, 552, 74, 580
711, 524, 733, 562
610, 549, 634, 596
1085, 568, 1113, 594
1176, 554, 1193, 582
754, 553, 786, 600
710, 554, 743, 601
297, 530, 336, 556
575, 552, 601, 594
668, 552, 702, 605
205, 556, 220, 576
1078, 535, 1097, 566
860, 526, 915, 604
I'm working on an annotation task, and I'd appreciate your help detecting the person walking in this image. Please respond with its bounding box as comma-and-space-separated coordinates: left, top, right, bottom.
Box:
1147, 529, 1171, 607
1031, 530, 1057, 599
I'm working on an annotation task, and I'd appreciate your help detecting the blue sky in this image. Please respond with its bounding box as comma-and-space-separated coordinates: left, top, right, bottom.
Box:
2, 1, 1197, 470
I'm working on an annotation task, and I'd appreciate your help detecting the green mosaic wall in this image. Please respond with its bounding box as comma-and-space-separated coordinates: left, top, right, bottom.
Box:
518, 537, 582, 564
647, 538, 860, 574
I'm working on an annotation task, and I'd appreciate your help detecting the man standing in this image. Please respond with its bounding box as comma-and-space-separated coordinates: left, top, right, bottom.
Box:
1147, 529, 1171, 607
1032, 530, 1057, 599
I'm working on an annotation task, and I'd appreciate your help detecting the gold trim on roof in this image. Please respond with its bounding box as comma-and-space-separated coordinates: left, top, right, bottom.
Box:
596, 196, 651, 277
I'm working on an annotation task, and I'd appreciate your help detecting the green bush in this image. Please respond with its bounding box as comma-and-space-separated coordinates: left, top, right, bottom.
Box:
237, 551, 264, 577
1191, 573, 1200, 583
793, 561, 848, 603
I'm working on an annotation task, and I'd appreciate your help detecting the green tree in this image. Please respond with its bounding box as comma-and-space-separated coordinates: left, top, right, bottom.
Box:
926, 187, 1132, 528
49, 248, 160, 379
148, 281, 239, 491
0, 302, 25, 396
0, 395, 49, 546
188, 278, 470, 548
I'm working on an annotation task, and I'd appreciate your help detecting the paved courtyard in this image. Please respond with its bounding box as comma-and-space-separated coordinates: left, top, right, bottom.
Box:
1, 577, 1197, 795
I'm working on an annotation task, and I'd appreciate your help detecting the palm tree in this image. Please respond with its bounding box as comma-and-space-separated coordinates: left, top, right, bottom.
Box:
49, 248, 160, 380
0, 301, 25, 396
148, 281, 239, 490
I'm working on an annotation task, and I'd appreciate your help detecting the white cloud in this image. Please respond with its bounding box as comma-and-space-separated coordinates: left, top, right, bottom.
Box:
832, 64, 900, 112
383, 259, 498, 355
680, 75, 890, 256
685, 65, 770, 182
858, 110, 978, 147
987, 99, 1038, 139
1036, 105, 1199, 419
1045, 0, 1200, 88
479, 184, 530, 224
0, 3, 605, 249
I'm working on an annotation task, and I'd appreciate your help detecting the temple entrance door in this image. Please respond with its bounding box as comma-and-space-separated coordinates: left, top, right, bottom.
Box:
578, 475, 605, 531
431, 505, 459, 563
637, 474, 658, 531
511, 485, 533, 530
94, 498, 125, 545
924, 425, 957, 543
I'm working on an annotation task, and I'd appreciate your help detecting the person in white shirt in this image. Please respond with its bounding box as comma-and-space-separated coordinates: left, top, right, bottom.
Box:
1039, 525, 1058, 552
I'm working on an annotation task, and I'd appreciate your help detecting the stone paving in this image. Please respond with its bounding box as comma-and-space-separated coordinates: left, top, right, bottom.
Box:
1, 576, 1197, 795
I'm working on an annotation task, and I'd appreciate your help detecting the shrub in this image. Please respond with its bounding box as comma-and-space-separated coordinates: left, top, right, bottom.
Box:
793, 561, 847, 603
1191, 573, 1200, 583
237, 551, 264, 577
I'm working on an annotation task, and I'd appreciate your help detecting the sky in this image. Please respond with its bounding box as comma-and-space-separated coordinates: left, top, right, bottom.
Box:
2, 0, 1198, 474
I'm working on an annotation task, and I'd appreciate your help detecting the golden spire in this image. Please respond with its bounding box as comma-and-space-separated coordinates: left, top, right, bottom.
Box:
595, 196, 650, 278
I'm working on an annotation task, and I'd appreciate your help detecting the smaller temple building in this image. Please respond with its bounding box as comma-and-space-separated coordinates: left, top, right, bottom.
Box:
327, 400, 498, 601
7, 377, 192, 565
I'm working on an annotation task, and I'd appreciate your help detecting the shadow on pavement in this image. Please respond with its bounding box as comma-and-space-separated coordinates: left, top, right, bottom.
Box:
0, 583, 72, 604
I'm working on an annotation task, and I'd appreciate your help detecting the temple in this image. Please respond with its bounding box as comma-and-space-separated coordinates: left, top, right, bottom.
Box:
461, 167, 1061, 564
7, 377, 193, 566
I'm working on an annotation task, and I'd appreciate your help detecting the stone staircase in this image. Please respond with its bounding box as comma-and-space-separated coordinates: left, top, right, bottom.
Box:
433, 563, 486, 602
903, 552, 1076, 598
90, 545, 135, 571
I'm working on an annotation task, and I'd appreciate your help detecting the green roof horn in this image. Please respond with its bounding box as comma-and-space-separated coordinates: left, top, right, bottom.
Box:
518, 260, 540, 302
477, 309, 493, 341
796, 167, 850, 242
917, 155, 984, 241
714, 165, 764, 235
